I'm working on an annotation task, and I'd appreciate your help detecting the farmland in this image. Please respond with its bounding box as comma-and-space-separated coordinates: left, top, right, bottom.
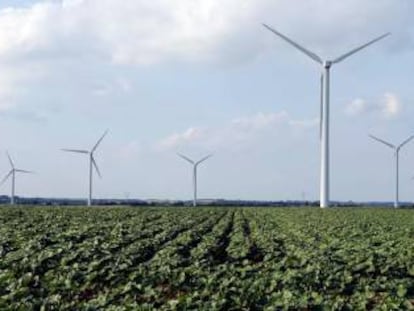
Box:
0, 207, 413, 310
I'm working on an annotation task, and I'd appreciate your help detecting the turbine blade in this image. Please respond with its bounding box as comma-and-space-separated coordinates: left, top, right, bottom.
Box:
369, 134, 395, 149
6, 151, 14, 169
92, 129, 109, 152
262, 23, 323, 64
15, 169, 34, 174
177, 153, 194, 164
91, 156, 102, 178
196, 154, 213, 166
398, 135, 414, 150
332, 33, 391, 64
0, 170, 13, 187
319, 73, 323, 140
61, 149, 89, 154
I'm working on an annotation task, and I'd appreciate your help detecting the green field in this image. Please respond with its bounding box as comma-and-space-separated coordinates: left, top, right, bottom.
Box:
0, 207, 413, 310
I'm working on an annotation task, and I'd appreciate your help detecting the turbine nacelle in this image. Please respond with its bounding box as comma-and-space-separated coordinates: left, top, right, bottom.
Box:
3, 152, 34, 177
177, 153, 213, 167
263, 23, 390, 68
323, 61, 332, 69
62, 130, 108, 177
369, 134, 414, 152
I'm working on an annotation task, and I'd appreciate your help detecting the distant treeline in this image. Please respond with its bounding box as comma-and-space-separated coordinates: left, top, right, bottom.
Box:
0, 195, 413, 208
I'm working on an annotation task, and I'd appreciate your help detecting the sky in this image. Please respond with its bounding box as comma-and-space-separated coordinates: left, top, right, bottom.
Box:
0, 0, 414, 202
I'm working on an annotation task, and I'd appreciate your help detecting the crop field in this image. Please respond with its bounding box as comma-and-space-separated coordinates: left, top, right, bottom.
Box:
0, 207, 413, 310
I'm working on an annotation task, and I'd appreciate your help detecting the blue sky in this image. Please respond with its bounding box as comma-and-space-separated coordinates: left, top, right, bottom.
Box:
0, 0, 414, 202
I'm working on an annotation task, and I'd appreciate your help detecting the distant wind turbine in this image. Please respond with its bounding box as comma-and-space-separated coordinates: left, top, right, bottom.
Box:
0, 152, 34, 205
62, 130, 108, 206
177, 153, 212, 207
263, 23, 390, 208
369, 134, 414, 208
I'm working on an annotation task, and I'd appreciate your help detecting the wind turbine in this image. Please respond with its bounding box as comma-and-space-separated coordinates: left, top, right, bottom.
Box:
263, 23, 390, 208
62, 130, 108, 206
369, 134, 414, 208
177, 153, 212, 207
0, 152, 34, 205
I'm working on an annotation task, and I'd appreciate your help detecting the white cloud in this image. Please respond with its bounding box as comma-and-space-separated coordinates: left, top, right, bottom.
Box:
91, 84, 110, 97
289, 118, 319, 130
91, 78, 132, 97
158, 127, 206, 150
0, 108, 50, 123
0, 0, 411, 65
0, 62, 45, 111
157, 111, 317, 151
118, 141, 142, 160
381, 92, 401, 118
0, 0, 411, 111
345, 92, 402, 119
345, 98, 368, 116
117, 78, 132, 93
0, 0, 252, 64
231, 111, 289, 132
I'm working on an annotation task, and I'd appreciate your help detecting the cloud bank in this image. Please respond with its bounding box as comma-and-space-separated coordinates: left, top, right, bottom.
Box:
0, 0, 411, 65
0, 0, 410, 111
345, 92, 402, 119
157, 111, 318, 151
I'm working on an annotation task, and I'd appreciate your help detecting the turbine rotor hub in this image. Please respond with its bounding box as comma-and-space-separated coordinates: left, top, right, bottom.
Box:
323, 61, 332, 68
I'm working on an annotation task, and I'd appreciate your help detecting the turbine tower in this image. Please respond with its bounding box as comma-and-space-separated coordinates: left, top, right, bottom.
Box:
0, 152, 34, 205
263, 24, 390, 208
369, 134, 414, 208
62, 130, 108, 206
177, 153, 212, 207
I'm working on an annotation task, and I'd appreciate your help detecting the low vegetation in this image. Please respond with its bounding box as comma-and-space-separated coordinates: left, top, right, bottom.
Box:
0, 206, 413, 310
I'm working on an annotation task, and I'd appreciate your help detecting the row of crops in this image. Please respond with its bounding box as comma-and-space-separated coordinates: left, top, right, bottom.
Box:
0, 206, 413, 310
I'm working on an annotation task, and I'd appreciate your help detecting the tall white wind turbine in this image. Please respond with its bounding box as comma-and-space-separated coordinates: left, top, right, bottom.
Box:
0, 152, 34, 205
369, 134, 414, 208
263, 23, 390, 208
177, 153, 212, 207
62, 130, 108, 206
